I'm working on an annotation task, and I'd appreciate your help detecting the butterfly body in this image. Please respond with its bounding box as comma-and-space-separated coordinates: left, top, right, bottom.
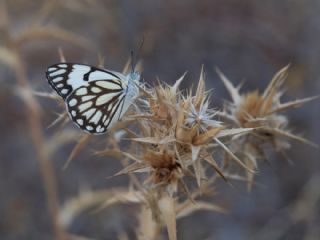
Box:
46, 63, 139, 134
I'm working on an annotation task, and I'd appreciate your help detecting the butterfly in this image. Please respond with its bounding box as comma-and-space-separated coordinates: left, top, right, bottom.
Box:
46, 63, 140, 134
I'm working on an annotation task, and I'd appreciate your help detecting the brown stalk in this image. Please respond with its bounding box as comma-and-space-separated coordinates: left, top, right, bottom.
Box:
12, 53, 65, 240
1, 3, 65, 239
63, 134, 92, 170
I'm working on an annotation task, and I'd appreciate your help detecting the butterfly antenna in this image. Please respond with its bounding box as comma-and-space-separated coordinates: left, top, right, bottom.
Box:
135, 36, 144, 66
130, 36, 144, 73
130, 50, 135, 73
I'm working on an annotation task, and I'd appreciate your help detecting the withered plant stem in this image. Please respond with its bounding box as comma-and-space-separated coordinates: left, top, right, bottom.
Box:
12, 51, 65, 240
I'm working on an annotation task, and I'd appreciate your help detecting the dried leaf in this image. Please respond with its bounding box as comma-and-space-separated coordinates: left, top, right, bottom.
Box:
191, 145, 201, 161
128, 136, 176, 145
172, 72, 187, 93
267, 95, 320, 115
32, 90, 61, 100
194, 66, 206, 108
203, 154, 228, 182
110, 164, 150, 180
262, 127, 318, 148
263, 64, 290, 99
216, 128, 253, 138
177, 201, 226, 219
192, 159, 203, 187
158, 193, 177, 240
47, 112, 68, 129
214, 137, 256, 173
63, 134, 92, 170
192, 127, 222, 145
216, 67, 241, 104
98, 190, 143, 211
136, 205, 160, 240
244, 153, 258, 191
223, 173, 264, 188
59, 188, 128, 228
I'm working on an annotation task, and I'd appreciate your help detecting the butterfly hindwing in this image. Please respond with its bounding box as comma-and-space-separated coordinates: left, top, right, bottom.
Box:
46, 63, 122, 99
65, 80, 126, 134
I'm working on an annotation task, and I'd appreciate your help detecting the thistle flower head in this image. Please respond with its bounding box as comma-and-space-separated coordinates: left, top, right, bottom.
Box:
105, 66, 258, 199
132, 71, 224, 190
218, 65, 318, 145
217, 65, 319, 190
186, 98, 222, 131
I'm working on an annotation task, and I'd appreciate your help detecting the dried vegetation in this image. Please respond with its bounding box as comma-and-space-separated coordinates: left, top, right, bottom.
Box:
40, 61, 318, 240
1, 1, 319, 240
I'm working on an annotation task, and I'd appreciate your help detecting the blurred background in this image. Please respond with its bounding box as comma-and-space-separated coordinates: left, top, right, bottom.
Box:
0, 0, 319, 239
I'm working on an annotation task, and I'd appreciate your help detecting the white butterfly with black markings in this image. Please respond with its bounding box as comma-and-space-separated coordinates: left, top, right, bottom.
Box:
46, 63, 140, 134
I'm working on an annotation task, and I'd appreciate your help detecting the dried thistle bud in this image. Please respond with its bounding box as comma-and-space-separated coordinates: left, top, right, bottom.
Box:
217, 65, 319, 189
109, 67, 258, 195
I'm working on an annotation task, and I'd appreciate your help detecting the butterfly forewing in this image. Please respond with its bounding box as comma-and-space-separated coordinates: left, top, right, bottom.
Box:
46, 63, 123, 99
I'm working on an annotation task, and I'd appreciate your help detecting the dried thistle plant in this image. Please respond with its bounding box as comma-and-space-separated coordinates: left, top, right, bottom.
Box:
32, 53, 250, 238
40, 58, 258, 239
30, 44, 319, 239
35, 55, 320, 239
3, 1, 318, 238
216, 66, 319, 190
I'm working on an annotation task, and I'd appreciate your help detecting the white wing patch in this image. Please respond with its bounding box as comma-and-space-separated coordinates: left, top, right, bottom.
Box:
96, 92, 121, 106
46, 63, 124, 99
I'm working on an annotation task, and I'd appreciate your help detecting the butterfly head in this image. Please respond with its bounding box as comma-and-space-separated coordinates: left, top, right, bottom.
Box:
128, 71, 140, 84
129, 47, 142, 84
